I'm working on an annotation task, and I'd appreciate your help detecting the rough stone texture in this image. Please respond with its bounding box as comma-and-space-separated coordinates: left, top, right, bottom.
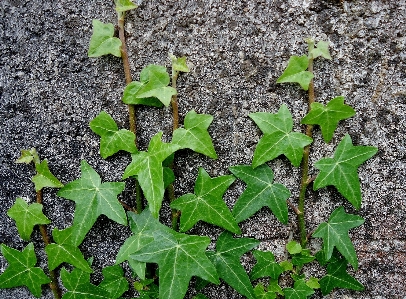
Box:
0, 0, 405, 298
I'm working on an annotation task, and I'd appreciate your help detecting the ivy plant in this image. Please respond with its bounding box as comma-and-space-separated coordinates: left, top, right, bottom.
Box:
0, 2, 378, 298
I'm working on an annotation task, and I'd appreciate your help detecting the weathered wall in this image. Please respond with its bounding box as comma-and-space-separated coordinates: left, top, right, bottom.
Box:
1, 0, 405, 298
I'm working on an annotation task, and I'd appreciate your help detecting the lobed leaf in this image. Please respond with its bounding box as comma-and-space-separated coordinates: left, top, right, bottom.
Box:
88, 19, 122, 57
276, 55, 313, 90
283, 280, 314, 299
250, 250, 284, 280
309, 40, 332, 60
170, 53, 190, 73
32, 160, 64, 191
115, 0, 137, 12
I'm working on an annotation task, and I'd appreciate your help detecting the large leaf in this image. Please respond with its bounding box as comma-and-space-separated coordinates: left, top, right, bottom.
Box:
276, 55, 313, 90
313, 134, 378, 209
250, 105, 313, 167
207, 232, 259, 299
32, 160, 64, 191
229, 164, 290, 224
7, 197, 50, 241
115, 0, 137, 12
122, 65, 177, 107
172, 110, 217, 159
283, 280, 314, 299
0, 243, 51, 297
130, 210, 219, 299
88, 19, 121, 57
312, 206, 364, 270
90, 111, 137, 158
301, 96, 355, 143
123, 132, 180, 217
171, 168, 240, 233
250, 250, 284, 280
57, 160, 127, 242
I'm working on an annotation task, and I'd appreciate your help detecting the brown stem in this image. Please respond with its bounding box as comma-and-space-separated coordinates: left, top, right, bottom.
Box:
287, 200, 301, 216
119, 200, 137, 213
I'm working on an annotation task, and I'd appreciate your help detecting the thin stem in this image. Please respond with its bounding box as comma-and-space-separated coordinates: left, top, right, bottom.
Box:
36, 190, 62, 299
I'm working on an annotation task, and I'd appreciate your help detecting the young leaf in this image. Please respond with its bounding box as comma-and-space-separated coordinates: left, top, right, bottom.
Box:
250, 250, 284, 280
122, 65, 177, 107
98, 265, 129, 298
0, 243, 51, 297
229, 164, 290, 224
7, 197, 50, 241
313, 134, 378, 209
123, 132, 180, 218
130, 210, 219, 299
306, 277, 320, 289
206, 232, 259, 299
312, 206, 364, 270
31, 159, 64, 191
193, 295, 209, 299
254, 283, 277, 299
172, 110, 217, 159
291, 249, 315, 267
301, 96, 355, 143
283, 280, 314, 299
169, 53, 190, 73
170, 168, 240, 234
276, 55, 313, 90
90, 111, 137, 158
57, 160, 127, 241
88, 19, 122, 57
115, 0, 137, 12
286, 240, 302, 255
309, 40, 331, 60
250, 105, 313, 167
16, 148, 39, 164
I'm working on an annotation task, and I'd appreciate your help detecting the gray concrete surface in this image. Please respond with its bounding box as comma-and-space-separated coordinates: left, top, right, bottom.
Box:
1, 0, 405, 298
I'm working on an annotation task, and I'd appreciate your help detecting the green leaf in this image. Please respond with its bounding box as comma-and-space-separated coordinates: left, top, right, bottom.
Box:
122, 65, 177, 107
123, 132, 180, 217
254, 283, 277, 299
312, 206, 364, 270
229, 164, 290, 224
250, 250, 284, 280
171, 168, 240, 234
115, 0, 137, 12
7, 197, 50, 241
301, 96, 355, 143
172, 110, 217, 159
130, 210, 219, 299
170, 54, 190, 73
99, 265, 129, 298
193, 295, 209, 299
318, 252, 364, 295
313, 134, 378, 209
283, 280, 314, 299
306, 277, 320, 289
276, 55, 313, 90
90, 111, 137, 158
291, 249, 315, 267
207, 232, 259, 299
279, 260, 293, 271
286, 240, 302, 255
88, 19, 122, 57
32, 160, 64, 191
16, 148, 39, 164
309, 41, 331, 60
57, 160, 127, 243
250, 105, 313, 167
0, 243, 51, 297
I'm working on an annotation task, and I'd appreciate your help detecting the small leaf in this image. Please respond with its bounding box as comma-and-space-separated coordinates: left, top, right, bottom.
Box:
99, 265, 129, 298
88, 19, 122, 57
279, 260, 293, 271
16, 148, 38, 164
250, 250, 284, 280
283, 280, 314, 299
172, 110, 217, 159
0, 243, 51, 297
309, 41, 331, 60
229, 164, 290, 224
276, 55, 313, 90
250, 105, 313, 167
254, 283, 277, 299
301, 96, 355, 143
7, 197, 50, 241
115, 0, 137, 12
170, 53, 190, 73
122, 65, 177, 107
90, 111, 137, 158
207, 232, 259, 299
313, 134, 378, 209
193, 295, 209, 299
171, 168, 240, 234
306, 277, 320, 289
286, 240, 302, 255
312, 206, 364, 270
291, 249, 315, 267
32, 160, 64, 191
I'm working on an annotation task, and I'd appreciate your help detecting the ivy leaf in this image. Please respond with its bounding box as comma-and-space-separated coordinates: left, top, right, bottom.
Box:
229, 164, 290, 224
115, 0, 137, 12
0, 243, 51, 297
250, 105, 313, 167
88, 19, 122, 57
301, 96, 355, 143
90, 111, 137, 158
7, 197, 50, 241
57, 160, 127, 242
172, 110, 217, 159
253, 283, 277, 299
309, 41, 331, 60
283, 280, 314, 299
312, 206, 364, 270
193, 295, 209, 299
286, 240, 302, 255
313, 134, 378, 209
169, 54, 190, 73
122, 65, 177, 107
291, 249, 315, 267
123, 132, 180, 218
207, 232, 259, 299
98, 265, 129, 298
171, 168, 240, 234
15, 148, 39, 164
276, 55, 313, 90
130, 210, 219, 299
306, 277, 320, 289
32, 160, 64, 191
250, 250, 284, 280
